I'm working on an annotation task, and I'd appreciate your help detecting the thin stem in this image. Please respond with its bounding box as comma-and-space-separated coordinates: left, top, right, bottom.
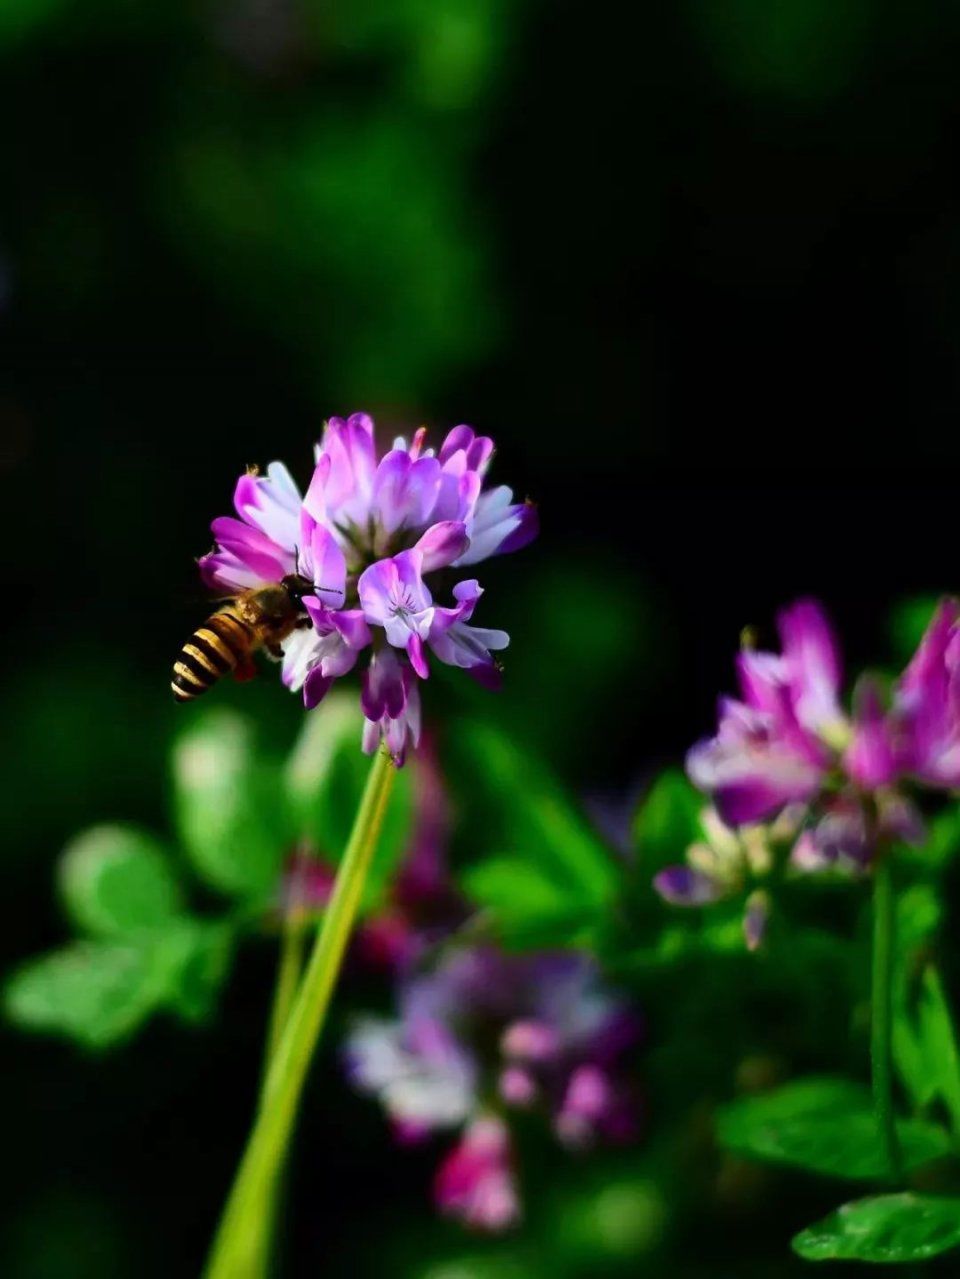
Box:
265, 917, 306, 1075
871, 855, 903, 1184
204, 749, 396, 1279
248, 916, 307, 1279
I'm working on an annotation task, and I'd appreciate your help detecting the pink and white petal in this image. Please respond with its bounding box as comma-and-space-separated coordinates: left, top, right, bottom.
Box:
408, 633, 430, 679
433, 1117, 520, 1232
233, 460, 301, 551
357, 559, 397, 627
300, 516, 347, 608
778, 598, 845, 737
371, 450, 412, 534
438, 424, 476, 464
414, 521, 470, 572
210, 516, 295, 581
199, 549, 267, 593
319, 413, 377, 525
281, 628, 324, 692
686, 733, 823, 826
455, 487, 537, 566
331, 608, 372, 650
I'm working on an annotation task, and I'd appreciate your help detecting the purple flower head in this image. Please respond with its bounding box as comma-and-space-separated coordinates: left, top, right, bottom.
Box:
685, 596, 960, 883
194, 414, 538, 763
343, 945, 640, 1230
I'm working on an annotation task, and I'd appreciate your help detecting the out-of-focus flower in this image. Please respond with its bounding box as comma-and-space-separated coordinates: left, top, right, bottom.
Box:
687, 601, 845, 827
684, 598, 945, 873
343, 947, 640, 1230
653, 805, 789, 949
434, 1116, 520, 1231
197, 414, 537, 763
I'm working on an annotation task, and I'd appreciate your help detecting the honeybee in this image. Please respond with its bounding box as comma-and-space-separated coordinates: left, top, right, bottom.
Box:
171, 575, 315, 703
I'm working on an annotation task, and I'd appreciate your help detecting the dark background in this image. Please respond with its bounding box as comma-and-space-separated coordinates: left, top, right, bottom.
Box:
2, 0, 959, 1274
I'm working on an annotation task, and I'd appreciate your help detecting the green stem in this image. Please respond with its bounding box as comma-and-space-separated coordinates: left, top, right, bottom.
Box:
871, 855, 903, 1184
264, 914, 306, 1076
204, 748, 396, 1279
247, 914, 307, 1279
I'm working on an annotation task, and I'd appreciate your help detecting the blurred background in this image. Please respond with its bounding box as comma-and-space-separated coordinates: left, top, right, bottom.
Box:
3, 0, 960, 1274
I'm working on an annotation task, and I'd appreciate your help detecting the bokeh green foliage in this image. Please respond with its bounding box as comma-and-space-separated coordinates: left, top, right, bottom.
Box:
5, 695, 414, 1050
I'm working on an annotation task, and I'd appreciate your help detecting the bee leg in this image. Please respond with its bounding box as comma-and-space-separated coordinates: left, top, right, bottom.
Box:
295, 616, 312, 630
233, 656, 258, 682
264, 642, 284, 661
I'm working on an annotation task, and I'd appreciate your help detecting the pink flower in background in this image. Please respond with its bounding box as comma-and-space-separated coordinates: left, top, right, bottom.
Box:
343, 947, 640, 1230
683, 597, 960, 882
686, 600, 844, 827
196, 413, 537, 763
434, 1117, 520, 1231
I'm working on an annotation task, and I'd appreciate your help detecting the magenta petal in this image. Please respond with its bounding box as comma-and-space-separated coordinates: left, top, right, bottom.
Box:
846, 678, 897, 788
303, 667, 334, 710
497, 500, 539, 555
371, 450, 411, 534
210, 516, 294, 581
465, 435, 494, 473
330, 608, 372, 650
433, 1117, 520, 1232
320, 413, 377, 524
777, 597, 844, 735
357, 559, 396, 626
438, 424, 476, 464
414, 521, 470, 572
408, 633, 430, 679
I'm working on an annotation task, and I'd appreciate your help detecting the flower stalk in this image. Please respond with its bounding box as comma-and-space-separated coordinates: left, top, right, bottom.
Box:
871, 853, 903, 1184
204, 748, 396, 1279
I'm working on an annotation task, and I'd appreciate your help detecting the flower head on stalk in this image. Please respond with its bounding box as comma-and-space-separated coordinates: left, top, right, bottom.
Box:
343, 947, 640, 1230
682, 597, 960, 878
197, 414, 537, 763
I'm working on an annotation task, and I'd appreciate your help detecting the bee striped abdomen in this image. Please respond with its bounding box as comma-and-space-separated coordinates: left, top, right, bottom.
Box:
171, 608, 254, 702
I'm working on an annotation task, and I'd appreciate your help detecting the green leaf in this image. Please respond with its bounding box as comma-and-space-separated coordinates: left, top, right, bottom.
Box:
152, 919, 234, 1024
172, 709, 290, 900
286, 696, 413, 914
632, 770, 703, 875
888, 595, 940, 665
455, 722, 618, 908
57, 825, 182, 938
463, 856, 602, 947
5, 942, 165, 1049
793, 1193, 960, 1263
896, 964, 960, 1133
717, 1077, 951, 1179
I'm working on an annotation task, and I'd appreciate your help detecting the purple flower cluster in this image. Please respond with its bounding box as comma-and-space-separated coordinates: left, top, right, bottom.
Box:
343, 948, 640, 1231
685, 598, 960, 871
199, 414, 537, 764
